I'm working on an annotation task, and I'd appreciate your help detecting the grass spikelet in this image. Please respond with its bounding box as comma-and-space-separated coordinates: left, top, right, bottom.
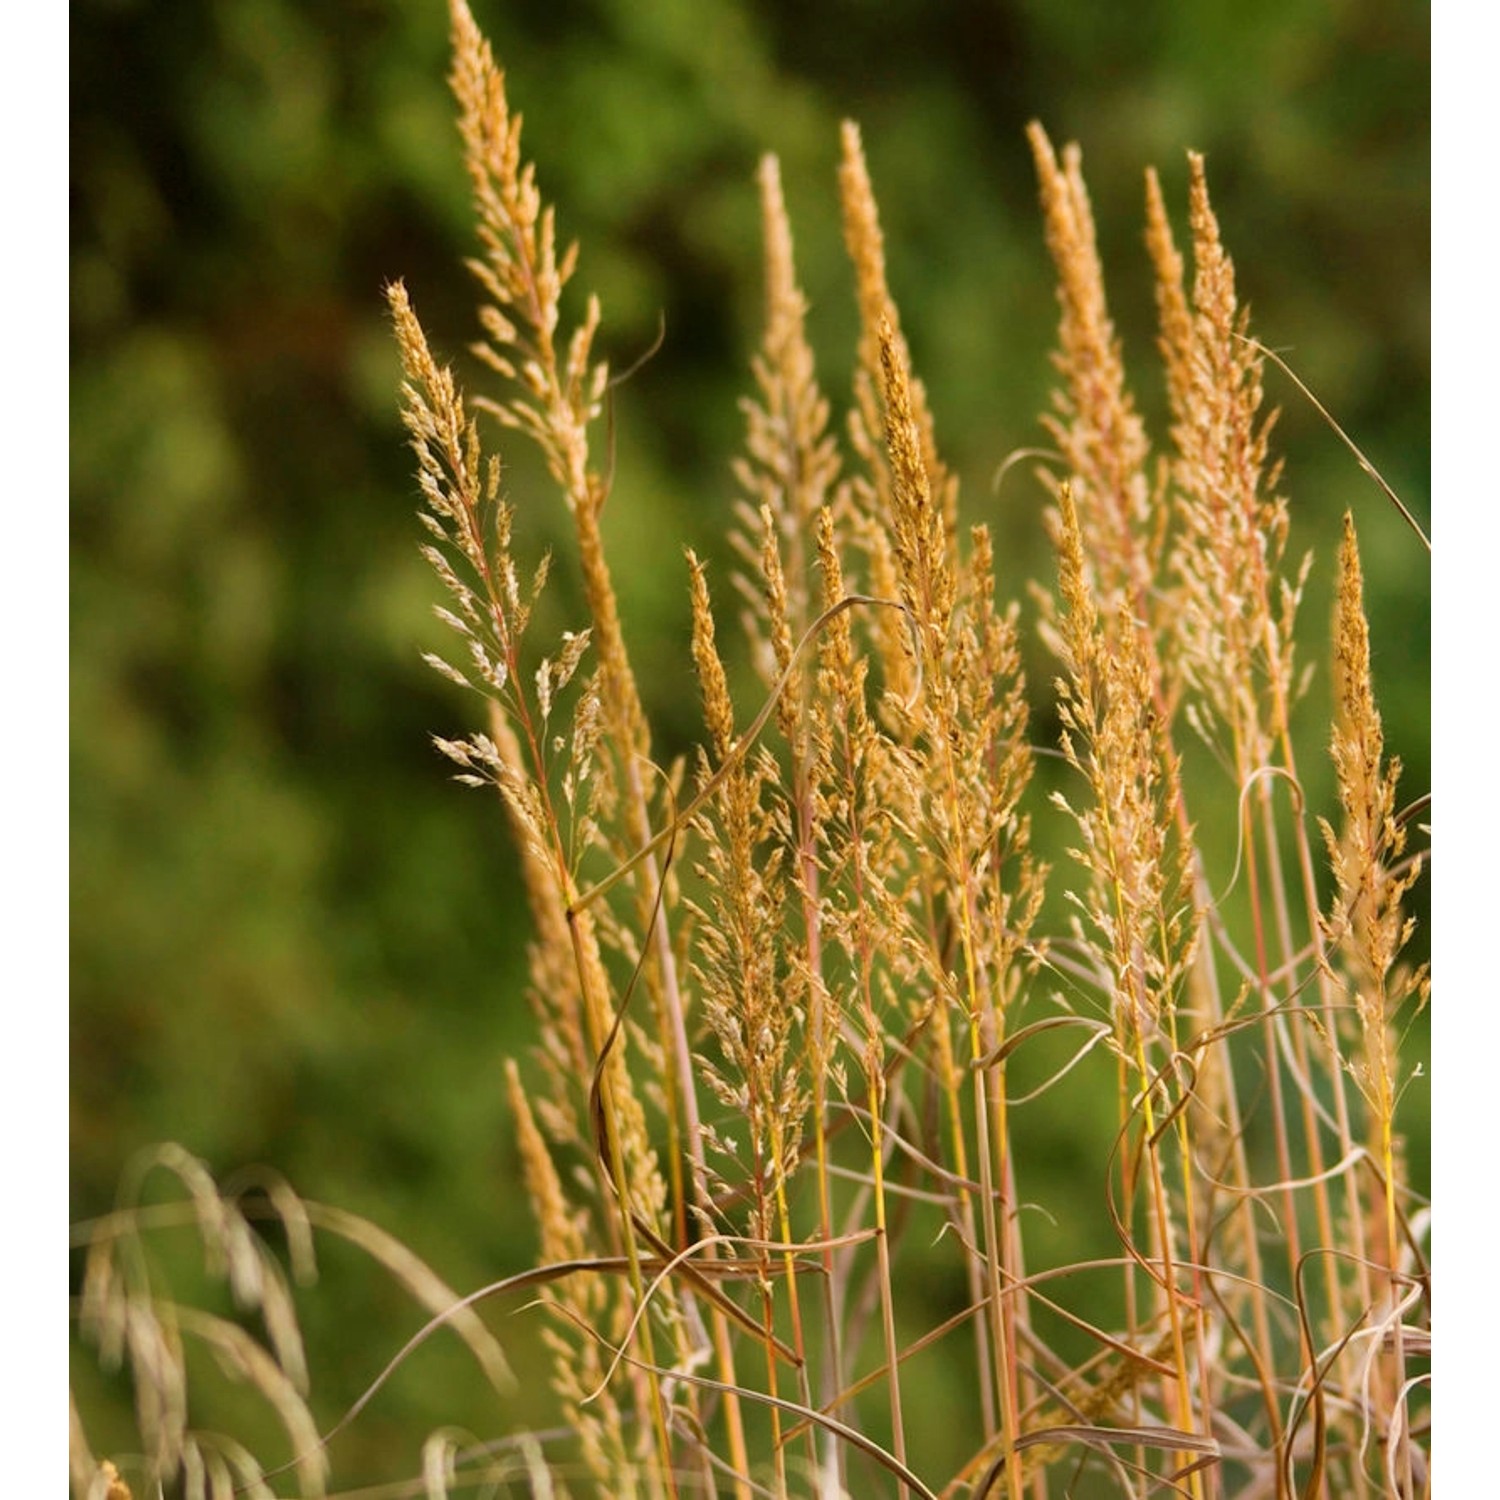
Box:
1323, 514, 1427, 1060
449, 0, 602, 504
686, 550, 804, 1222
1165, 152, 1299, 759
877, 315, 954, 648
839, 121, 958, 550
736, 155, 841, 553
1144, 167, 1194, 464
1052, 484, 1198, 1032
1321, 513, 1428, 1290
1028, 123, 1156, 627
732, 154, 841, 756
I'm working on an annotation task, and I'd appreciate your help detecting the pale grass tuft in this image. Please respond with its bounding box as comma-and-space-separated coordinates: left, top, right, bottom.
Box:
70, 1147, 519, 1500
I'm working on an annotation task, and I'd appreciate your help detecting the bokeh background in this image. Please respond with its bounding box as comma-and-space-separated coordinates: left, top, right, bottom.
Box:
71, 0, 1430, 1483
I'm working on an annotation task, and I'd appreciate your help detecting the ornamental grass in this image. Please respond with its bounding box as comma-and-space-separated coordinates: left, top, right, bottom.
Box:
71, 2, 1429, 1495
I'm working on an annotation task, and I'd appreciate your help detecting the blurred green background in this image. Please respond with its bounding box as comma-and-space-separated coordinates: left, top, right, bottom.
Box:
71, 0, 1429, 1484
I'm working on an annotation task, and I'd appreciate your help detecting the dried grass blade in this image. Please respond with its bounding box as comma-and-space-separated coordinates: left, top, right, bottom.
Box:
1246, 335, 1430, 551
